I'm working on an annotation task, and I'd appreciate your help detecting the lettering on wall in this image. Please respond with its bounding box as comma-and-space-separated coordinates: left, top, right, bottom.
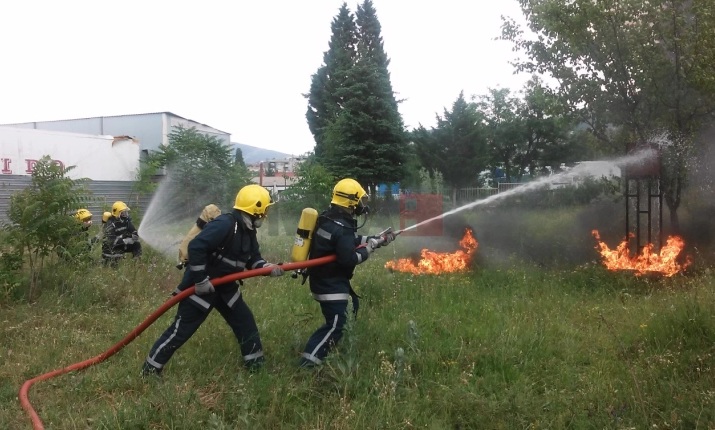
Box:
0, 158, 65, 175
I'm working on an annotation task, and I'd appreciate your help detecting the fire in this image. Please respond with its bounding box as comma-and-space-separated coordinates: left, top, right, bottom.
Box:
385, 228, 478, 274
591, 230, 691, 277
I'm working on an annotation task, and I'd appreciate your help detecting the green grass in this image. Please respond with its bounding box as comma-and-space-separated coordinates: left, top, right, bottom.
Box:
2, 222, 715, 429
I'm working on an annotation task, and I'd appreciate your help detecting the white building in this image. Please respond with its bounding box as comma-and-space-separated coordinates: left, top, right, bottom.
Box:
1, 111, 231, 158
0, 112, 230, 221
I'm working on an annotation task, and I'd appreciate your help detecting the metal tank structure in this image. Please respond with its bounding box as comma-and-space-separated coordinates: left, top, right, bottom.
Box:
624, 143, 663, 254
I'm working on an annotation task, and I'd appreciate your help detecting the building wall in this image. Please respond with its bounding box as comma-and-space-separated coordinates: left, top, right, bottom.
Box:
1, 112, 230, 154
1, 127, 140, 181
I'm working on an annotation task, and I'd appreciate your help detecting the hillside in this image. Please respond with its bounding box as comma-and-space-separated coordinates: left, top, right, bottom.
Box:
231, 142, 294, 164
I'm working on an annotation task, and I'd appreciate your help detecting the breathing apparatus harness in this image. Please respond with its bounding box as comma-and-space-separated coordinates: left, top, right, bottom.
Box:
290, 203, 396, 285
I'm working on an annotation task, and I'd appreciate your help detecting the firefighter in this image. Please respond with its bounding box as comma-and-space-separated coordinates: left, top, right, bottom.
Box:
75, 208, 93, 231
102, 201, 141, 265
175, 203, 222, 291
141, 185, 285, 377
93, 211, 112, 245
58, 208, 94, 260
299, 178, 395, 368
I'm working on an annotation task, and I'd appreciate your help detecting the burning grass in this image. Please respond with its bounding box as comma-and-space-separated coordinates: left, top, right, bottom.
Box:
592, 230, 692, 277
384, 228, 478, 275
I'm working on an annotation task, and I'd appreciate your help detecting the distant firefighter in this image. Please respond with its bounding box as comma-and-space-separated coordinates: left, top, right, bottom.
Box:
102, 201, 141, 265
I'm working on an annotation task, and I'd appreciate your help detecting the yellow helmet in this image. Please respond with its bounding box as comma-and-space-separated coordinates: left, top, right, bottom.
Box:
75, 208, 93, 222
331, 178, 367, 209
102, 211, 112, 223
112, 201, 130, 217
233, 185, 274, 217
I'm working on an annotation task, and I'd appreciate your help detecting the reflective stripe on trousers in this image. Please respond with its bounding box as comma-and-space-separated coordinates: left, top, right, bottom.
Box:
312, 293, 350, 302
302, 313, 340, 365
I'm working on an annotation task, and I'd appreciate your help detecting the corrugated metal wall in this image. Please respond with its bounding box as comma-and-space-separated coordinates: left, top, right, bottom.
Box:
0, 176, 152, 223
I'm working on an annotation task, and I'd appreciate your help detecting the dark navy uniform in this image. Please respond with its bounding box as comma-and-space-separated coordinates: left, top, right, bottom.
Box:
143, 209, 270, 374
300, 205, 371, 366
102, 215, 141, 263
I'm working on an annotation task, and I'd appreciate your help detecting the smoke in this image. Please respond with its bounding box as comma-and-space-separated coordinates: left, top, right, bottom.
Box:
677, 125, 715, 253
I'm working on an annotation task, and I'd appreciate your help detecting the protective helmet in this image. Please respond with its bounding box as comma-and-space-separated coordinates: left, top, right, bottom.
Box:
75, 208, 93, 222
102, 211, 112, 223
234, 184, 274, 217
331, 178, 367, 210
112, 201, 130, 217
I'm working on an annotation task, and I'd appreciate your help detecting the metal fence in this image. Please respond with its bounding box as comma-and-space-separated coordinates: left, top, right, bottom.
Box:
456, 183, 524, 204
0, 176, 151, 223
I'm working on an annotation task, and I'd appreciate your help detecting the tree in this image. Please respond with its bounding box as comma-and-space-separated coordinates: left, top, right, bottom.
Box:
478, 88, 525, 182
142, 125, 250, 218
4, 156, 90, 299
306, 1, 407, 195
502, 0, 715, 231
280, 156, 335, 216
413, 92, 488, 206
306, 3, 358, 161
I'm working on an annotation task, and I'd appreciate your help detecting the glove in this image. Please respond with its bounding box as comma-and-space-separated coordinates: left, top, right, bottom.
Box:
132, 233, 140, 242
122, 237, 135, 245
367, 236, 384, 249
381, 231, 396, 245
365, 238, 380, 253
264, 263, 285, 277
194, 277, 215, 295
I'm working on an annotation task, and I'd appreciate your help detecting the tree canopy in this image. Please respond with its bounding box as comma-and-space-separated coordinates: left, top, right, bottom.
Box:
502, 0, 715, 229
140, 125, 251, 215
306, 0, 407, 194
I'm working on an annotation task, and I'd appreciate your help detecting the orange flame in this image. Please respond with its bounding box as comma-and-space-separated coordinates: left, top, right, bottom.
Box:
591, 230, 691, 277
385, 228, 478, 274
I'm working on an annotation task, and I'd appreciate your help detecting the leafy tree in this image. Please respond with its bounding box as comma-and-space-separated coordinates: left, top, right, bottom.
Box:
140, 126, 250, 216
502, 0, 715, 231
4, 156, 90, 299
280, 156, 335, 216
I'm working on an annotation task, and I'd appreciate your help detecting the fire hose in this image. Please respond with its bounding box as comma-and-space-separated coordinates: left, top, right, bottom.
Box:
18, 255, 337, 430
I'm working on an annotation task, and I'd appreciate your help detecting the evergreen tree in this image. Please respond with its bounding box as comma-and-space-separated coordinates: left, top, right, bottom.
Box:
233, 146, 253, 187
413, 92, 488, 205
306, 3, 358, 162
306, 1, 406, 195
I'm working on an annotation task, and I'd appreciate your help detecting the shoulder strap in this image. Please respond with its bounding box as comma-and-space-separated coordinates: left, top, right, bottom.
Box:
217, 213, 238, 252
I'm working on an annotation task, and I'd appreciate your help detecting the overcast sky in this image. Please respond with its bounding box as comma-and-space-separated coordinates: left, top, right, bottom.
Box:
0, 0, 530, 156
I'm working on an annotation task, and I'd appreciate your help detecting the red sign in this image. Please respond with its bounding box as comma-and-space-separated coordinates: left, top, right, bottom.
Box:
399, 194, 443, 236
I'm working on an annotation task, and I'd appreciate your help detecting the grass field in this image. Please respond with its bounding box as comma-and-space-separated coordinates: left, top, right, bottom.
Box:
2, 214, 714, 429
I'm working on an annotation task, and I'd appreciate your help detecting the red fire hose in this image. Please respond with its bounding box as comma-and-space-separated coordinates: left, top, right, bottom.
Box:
19, 256, 336, 430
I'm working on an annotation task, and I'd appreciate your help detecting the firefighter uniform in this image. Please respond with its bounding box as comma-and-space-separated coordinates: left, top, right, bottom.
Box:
102, 202, 142, 264
300, 205, 372, 367
143, 209, 273, 375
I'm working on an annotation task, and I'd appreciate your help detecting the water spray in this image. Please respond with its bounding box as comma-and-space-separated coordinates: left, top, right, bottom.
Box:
402, 148, 658, 233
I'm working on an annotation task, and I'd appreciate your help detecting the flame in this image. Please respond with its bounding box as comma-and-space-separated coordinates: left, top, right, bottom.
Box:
385, 228, 478, 274
591, 230, 691, 277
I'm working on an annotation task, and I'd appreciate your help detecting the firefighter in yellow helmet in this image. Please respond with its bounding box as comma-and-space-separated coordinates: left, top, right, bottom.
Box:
92, 211, 113, 248
173, 204, 222, 293
102, 201, 141, 265
299, 178, 395, 368
142, 184, 285, 376
57, 208, 95, 260
74, 208, 93, 231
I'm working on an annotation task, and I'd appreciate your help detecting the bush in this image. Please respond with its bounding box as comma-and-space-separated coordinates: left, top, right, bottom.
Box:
3, 156, 91, 300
